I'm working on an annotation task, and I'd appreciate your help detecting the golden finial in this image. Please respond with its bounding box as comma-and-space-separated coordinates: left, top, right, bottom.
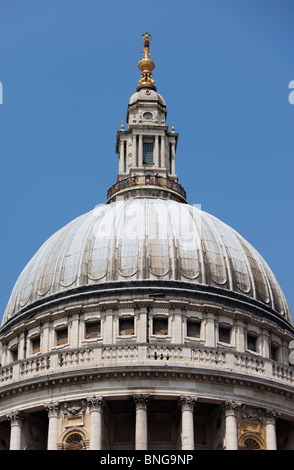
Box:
137, 32, 157, 91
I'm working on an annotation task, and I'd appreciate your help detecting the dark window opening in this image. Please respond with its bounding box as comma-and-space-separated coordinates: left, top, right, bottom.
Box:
85, 321, 101, 339
143, 142, 153, 164
187, 320, 200, 338
31, 336, 40, 354
119, 318, 134, 336
153, 318, 168, 336
218, 326, 231, 344
270, 344, 278, 361
11, 347, 18, 362
247, 334, 257, 352
56, 327, 68, 346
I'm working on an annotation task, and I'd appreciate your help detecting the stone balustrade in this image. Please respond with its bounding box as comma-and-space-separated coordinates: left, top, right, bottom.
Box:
1, 343, 294, 389
107, 174, 187, 202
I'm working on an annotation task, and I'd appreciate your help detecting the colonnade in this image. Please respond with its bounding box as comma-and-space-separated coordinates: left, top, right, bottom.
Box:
5, 397, 279, 450
118, 134, 176, 176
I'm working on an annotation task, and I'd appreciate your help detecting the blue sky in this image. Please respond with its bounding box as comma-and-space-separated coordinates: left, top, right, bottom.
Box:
0, 0, 293, 321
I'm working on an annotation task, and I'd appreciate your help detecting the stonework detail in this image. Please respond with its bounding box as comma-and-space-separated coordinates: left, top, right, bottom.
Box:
179, 395, 197, 412
133, 394, 150, 410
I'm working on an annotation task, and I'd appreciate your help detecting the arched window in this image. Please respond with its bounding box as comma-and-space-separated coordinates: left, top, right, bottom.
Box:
63, 432, 85, 450
243, 438, 261, 450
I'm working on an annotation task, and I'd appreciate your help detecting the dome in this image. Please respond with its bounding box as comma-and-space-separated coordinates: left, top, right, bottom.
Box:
128, 89, 166, 107
2, 198, 291, 326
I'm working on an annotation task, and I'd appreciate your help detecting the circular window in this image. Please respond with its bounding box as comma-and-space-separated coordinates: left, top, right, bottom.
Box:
143, 112, 152, 120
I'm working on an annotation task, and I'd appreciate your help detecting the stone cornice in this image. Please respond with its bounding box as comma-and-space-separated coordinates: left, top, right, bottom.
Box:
1, 293, 292, 345
1, 365, 294, 419
1, 280, 293, 336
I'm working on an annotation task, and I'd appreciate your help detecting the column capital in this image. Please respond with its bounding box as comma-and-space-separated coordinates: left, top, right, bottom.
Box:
179, 395, 197, 413
87, 396, 105, 413
224, 401, 241, 417
6, 410, 23, 426
44, 402, 60, 419
265, 408, 280, 425
133, 394, 150, 410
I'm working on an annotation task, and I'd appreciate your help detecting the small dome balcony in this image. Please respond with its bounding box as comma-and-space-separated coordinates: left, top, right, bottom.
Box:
107, 174, 187, 203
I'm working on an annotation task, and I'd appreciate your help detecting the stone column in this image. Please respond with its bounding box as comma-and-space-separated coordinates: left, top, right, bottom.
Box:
265, 409, 279, 450
134, 394, 149, 450
179, 396, 196, 450
224, 401, 240, 450
119, 139, 125, 174
205, 312, 215, 347
160, 135, 165, 169
132, 134, 137, 168
154, 135, 159, 167
170, 141, 176, 175
235, 320, 245, 352
45, 402, 60, 450
87, 396, 105, 450
7, 411, 23, 450
138, 135, 143, 167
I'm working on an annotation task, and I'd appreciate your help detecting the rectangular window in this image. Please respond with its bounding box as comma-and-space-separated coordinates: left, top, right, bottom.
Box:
56, 327, 68, 346
270, 344, 278, 361
187, 320, 201, 338
153, 318, 168, 336
247, 334, 257, 352
119, 318, 134, 336
11, 347, 18, 362
143, 142, 153, 164
218, 326, 231, 344
31, 336, 41, 354
85, 321, 101, 339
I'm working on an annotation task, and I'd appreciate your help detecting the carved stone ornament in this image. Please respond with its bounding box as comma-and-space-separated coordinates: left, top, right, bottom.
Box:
44, 402, 60, 418
133, 394, 150, 410
6, 410, 23, 426
224, 401, 241, 417
240, 405, 262, 421
265, 408, 280, 424
179, 395, 197, 412
87, 396, 105, 412
62, 400, 87, 416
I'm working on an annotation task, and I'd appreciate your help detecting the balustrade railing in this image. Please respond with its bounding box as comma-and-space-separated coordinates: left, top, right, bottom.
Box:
192, 348, 226, 365
234, 353, 265, 373
107, 174, 187, 201
102, 345, 138, 361
1, 344, 294, 387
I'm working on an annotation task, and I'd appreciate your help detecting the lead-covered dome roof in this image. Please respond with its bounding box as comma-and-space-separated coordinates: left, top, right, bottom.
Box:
128, 89, 166, 107
2, 198, 292, 326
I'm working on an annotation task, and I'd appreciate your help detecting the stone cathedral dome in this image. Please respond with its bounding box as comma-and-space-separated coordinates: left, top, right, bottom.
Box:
2, 198, 292, 327
1, 32, 291, 332
1, 32, 294, 453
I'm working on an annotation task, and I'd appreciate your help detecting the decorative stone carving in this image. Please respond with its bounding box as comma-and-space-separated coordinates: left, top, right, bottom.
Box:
62, 400, 87, 416
6, 410, 23, 426
87, 396, 105, 412
224, 401, 241, 417
265, 408, 280, 424
179, 395, 197, 412
45, 402, 60, 419
240, 404, 262, 421
133, 394, 150, 410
